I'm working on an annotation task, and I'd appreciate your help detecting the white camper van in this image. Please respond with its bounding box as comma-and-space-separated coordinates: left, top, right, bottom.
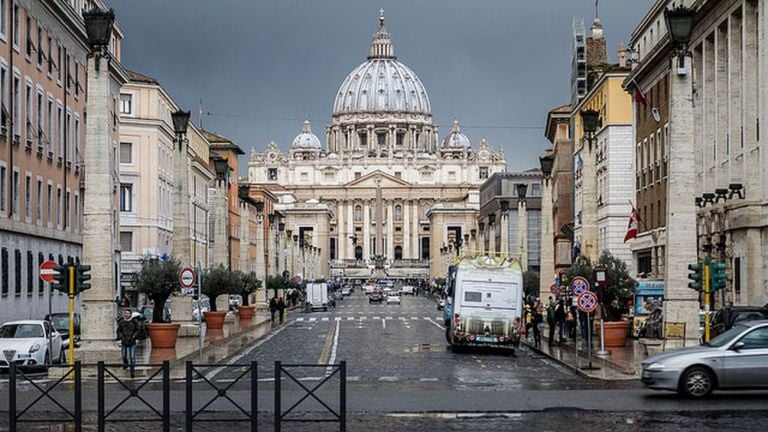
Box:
307, 282, 330, 311
445, 256, 523, 351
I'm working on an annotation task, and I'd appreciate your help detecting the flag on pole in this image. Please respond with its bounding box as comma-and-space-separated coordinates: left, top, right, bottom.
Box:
226, 165, 232, 190
632, 78, 647, 108
624, 206, 640, 243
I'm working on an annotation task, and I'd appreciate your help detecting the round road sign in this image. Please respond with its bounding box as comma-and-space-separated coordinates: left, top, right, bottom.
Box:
39, 260, 59, 283
571, 276, 590, 296
179, 267, 196, 288
550, 284, 561, 297
577, 292, 598, 313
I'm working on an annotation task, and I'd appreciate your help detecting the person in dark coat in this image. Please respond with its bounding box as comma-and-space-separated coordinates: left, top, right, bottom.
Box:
546, 297, 557, 347
116, 309, 141, 378
269, 296, 278, 323
276, 297, 286, 324
555, 299, 567, 343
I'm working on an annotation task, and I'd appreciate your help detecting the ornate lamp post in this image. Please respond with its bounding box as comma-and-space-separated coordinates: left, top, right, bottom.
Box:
516, 184, 528, 270
579, 109, 600, 263
171, 110, 192, 266
212, 156, 230, 268
499, 199, 510, 256
539, 152, 555, 296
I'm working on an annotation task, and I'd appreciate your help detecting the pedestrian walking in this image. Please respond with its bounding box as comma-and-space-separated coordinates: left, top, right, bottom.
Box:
116, 309, 141, 378
523, 302, 533, 340
546, 297, 556, 346
277, 297, 286, 324
512, 317, 523, 348
533, 298, 544, 348
555, 299, 566, 343
269, 296, 278, 322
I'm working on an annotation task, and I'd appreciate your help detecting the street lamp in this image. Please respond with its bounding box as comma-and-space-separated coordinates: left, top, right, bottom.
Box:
581, 109, 600, 149
499, 200, 509, 213
171, 110, 191, 150
540, 153, 555, 179
664, 4, 696, 70
268, 214, 276, 225
83, 8, 115, 70
516, 183, 528, 203
212, 156, 229, 182
278, 222, 285, 232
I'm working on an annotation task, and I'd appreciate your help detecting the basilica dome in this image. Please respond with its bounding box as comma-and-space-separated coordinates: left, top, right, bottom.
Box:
332, 11, 431, 116
291, 120, 322, 150
442, 119, 471, 148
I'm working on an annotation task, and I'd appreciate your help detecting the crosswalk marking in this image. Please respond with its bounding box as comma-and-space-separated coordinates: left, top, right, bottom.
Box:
308, 317, 317, 322
322, 317, 329, 321
335, 317, 342, 321
347, 317, 355, 320
296, 318, 305, 322
294, 316, 444, 325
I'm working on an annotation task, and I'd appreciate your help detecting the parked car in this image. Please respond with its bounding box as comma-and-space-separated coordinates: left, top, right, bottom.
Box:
228, 295, 242, 311
0, 320, 64, 370
369, 291, 384, 304
43, 313, 81, 348
642, 320, 768, 397
341, 287, 352, 296
192, 296, 211, 322
386, 291, 401, 305
710, 306, 768, 338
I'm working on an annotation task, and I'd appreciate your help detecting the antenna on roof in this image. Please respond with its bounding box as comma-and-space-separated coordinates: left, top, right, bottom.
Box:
198, 98, 210, 128
595, 0, 599, 19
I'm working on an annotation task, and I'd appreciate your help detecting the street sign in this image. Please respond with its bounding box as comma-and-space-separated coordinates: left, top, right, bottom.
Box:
39, 260, 59, 283
179, 267, 196, 288
577, 292, 598, 313
571, 276, 590, 296
550, 284, 561, 297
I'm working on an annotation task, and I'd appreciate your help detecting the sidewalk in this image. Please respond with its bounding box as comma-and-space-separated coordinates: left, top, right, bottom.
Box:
522, 325, 646, 380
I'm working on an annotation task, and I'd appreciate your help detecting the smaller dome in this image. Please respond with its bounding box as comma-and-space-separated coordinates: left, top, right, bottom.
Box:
292, 120, 322, 150
442, 119, 470, 148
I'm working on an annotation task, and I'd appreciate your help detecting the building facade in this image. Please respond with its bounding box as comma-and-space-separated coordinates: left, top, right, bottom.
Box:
248, 12, 506, 281
0, 0, 122, 322
544, 105, 574, 277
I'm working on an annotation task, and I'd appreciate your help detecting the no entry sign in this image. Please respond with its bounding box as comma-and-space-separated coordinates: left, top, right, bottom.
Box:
577, 291, 598, 313
39, 260, 59, 283
179, 267, 196, 288
550, 284, 561, 297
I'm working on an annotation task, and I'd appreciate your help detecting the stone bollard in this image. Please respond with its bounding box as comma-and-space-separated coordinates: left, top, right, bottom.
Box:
170, 296, 200, 337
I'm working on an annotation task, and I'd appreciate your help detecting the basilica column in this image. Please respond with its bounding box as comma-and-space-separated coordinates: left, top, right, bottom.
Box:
412, 201, 420, 260
363, 200, 371, 260
347, 201, 354, 259
336, 201, 344, 260
403, 200, 411, 259
387, 200, 395, 261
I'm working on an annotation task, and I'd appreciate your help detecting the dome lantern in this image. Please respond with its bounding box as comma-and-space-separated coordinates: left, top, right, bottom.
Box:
291, 119, 322, 150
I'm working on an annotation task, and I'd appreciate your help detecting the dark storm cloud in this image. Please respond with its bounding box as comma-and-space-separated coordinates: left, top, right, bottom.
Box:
108, 0, 653, 173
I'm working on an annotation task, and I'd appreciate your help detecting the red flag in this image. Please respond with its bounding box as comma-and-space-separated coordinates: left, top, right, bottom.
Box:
624, 207, 640, 243
634, 88, 647, 108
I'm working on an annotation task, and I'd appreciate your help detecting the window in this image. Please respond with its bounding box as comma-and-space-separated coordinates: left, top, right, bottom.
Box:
65, 52, 70, 92
36, 91, 42, 146
24, 173, 30, 219
65, 190, 70, 228
354, 172, 361, 179
119, 142, 132, 164
358, 131, 367, 146
37, 252, 43, 295
47, 99, 53, 154
66, 111, 72, 162
479, 167, 489, 180
56, 43, 62, 83
394, 171, 401, 179
396, 132, 404, 146
24, 83, 31, 144
26, 250, 31, 296
354, 205, 362, 222
56, 186, 61, 226
119, 93, 132, 114
120, 232, 133, 252
13, 75, 20, 139
448, 171, 456, 181
46, 183, 51, 225
74, 62, 79, 97
14, 249, 20, 295
0, 66, 6, 133
35, 178, 41, 223
0, 0, 5, 38
739, 327, 768, 350
73, 193, 78, 232
0, 165, 5, 212
36, 25, 42, 66
530, 184, 541, 197
47, 35, 52, 75
421, 171, 432, 181
57, 106, 62, 160
464, 291, 482, 302
267, 167, 277, 181
395, 205, 402, 221
119, 183, 132, 212
12, 169, 18, 216
12, 3, 18, 48
300, 172, 308, 182
24, 14, 30, 57
74, 116, 80, 165
323, 171, 335, 181
1, 247, 7, 296
377, 133, 386, 146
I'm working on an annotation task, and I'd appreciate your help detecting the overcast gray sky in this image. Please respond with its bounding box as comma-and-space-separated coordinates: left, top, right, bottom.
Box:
109, 0, 653, 174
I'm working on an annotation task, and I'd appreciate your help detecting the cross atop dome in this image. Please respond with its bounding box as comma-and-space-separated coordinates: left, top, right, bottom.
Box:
369, 9, 395, 59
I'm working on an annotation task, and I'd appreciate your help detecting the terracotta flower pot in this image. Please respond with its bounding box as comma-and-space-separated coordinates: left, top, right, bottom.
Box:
238, 305, 255, 320
145, 323, 180, 349
203, 311, 227, 330
601, 320, 630, 348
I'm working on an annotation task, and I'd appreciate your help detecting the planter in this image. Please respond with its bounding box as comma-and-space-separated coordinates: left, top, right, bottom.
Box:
238, 305, 255, 320
145, 323, 180, 349
598, 320, 630, 348
203, 311, 227, 330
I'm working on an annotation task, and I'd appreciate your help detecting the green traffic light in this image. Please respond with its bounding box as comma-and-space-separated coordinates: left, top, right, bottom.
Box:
52, 264, 70, 294
710, 262, 727, 291
76, 264, 92, 293
687, 262, 703, 291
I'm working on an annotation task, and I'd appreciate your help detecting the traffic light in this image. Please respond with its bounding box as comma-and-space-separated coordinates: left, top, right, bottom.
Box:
710, 262, 727, 291
76, 264, 92, 293
52, 264, 70, 294
687, 263, 703, 291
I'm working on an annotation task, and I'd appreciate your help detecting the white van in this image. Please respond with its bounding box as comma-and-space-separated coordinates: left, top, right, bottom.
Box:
307, 282, 330, 311
445, 256, 523, 351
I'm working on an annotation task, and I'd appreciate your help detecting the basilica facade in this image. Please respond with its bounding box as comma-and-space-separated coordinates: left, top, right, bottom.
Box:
248, 12, 507, 280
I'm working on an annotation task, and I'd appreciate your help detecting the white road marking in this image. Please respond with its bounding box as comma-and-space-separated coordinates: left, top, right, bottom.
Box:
382, 318, 386, 329
308, 317, 317, 322
321, 317, 329, 321
372, 316, 380, 320
425, 318, 446, 331
411, 317, 419, 320
347, 317, 354, 321
385, 316, 393, 320
334, 317, 342, 321
378, 376, 399, 382
326, 320, 341, 377
296, 318, 305, 322
204, 322, 293, 381
419, 378, 439, 382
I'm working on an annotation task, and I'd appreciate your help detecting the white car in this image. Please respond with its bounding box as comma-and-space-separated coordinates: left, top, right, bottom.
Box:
401, 285, 415, 295
386, 292, 401, 305
341, 287, 352, 296
0, 320, 64, 370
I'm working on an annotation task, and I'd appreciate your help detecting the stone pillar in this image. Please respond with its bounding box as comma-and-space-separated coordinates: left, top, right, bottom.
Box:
337, 201, 344, 260
403, 200, 410, 259
489, 223, 496, 255
500, 211, 509, 256
375, 175, 384, 258
539, 177, 554, 295
79, 52, 119, 359
363, 200, 371, 260
211, 184, 229, 267
254, 215, 265, 281
347, 201, 354, 260
412, 201, 420, 259
279, 231, 287, 276
268, 224, 276, 277
664, 55, 700, 343
387, 200, 394, 260
581, 141, 599, 263
172, 133, 191, 266
239, 202, 250, 271
519, 201, 528, 270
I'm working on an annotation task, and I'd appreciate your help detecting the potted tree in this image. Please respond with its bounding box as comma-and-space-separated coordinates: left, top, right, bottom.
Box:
567, 252, 635, 347
134, 257, 182, 349
236, 271, 262, 320
201, 265, 238, 330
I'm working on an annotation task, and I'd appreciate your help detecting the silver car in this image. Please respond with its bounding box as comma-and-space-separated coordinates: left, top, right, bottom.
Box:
641, 320, 768, 397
